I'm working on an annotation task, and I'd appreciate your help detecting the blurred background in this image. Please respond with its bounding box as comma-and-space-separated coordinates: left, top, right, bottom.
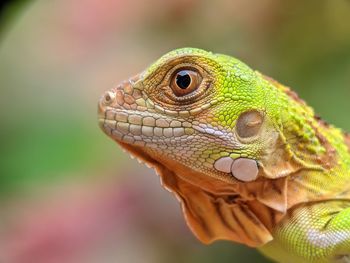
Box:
0, 0, 350, 262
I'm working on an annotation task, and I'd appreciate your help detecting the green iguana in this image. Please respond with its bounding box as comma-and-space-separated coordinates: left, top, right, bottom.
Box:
98, 48, 350, 263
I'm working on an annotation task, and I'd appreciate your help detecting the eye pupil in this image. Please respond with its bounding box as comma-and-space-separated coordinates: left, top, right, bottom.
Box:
170, 68, 202, 97
176, 71, 192, 89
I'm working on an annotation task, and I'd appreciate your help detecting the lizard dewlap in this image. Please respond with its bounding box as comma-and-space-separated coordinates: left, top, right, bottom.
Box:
98, 48, 350, 263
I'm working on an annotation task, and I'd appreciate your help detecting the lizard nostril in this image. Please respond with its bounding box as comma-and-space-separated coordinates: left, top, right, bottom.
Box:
103, 91, 116, 105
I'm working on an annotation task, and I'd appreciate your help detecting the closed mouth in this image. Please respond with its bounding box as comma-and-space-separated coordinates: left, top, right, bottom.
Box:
99, 108, 196, 146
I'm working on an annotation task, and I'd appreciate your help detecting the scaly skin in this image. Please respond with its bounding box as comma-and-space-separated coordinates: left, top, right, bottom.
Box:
98, 48, 350, 263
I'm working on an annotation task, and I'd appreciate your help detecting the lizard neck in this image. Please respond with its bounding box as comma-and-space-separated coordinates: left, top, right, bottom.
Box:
285, 116, 350, 206
261, 74, 350, 205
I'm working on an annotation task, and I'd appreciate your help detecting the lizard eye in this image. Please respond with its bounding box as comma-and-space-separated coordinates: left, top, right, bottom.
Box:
170, 69, 202, 96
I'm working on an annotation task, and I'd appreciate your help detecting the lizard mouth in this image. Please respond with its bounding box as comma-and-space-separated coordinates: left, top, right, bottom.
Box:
98, 108, 194, 146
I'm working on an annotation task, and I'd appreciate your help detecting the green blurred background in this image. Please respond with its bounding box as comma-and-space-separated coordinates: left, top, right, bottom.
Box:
0, 0, 350, 262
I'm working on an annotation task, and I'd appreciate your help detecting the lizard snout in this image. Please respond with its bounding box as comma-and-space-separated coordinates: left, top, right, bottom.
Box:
98, 74, 142, 114
98, 74, 143, 136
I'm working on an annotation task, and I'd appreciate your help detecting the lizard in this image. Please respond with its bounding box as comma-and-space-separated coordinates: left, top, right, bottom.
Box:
98, 48, 350, 263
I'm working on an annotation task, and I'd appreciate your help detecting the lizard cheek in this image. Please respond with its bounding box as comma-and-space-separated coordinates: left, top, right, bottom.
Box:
235, 110, 264, 139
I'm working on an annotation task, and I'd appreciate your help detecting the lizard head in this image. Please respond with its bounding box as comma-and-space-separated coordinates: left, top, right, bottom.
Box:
98, 48, 332, 247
